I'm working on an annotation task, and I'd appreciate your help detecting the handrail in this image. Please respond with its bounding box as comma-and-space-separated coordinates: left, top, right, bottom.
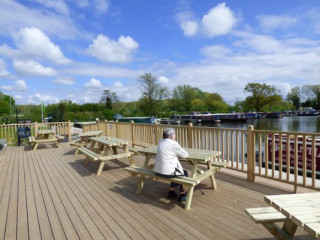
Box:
90, 121, 320, 192
3, 120, 320, 191
0, 121, 71, 144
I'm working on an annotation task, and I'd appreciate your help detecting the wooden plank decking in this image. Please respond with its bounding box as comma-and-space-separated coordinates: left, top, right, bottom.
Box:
0, 143, 316, 240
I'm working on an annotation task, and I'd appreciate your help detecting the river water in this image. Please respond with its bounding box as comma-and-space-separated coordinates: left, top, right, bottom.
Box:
192, 115, 320, 133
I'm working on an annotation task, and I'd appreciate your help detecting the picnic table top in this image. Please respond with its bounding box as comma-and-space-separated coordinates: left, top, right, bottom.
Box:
137, 145, 221, 163
79, 131, 103, 137
89, 136, 129, 146
37, 129, 55, 134
265, 192, 320, 238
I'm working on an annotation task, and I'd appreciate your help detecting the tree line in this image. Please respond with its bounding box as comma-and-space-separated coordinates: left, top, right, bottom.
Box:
0, 73, 319, 123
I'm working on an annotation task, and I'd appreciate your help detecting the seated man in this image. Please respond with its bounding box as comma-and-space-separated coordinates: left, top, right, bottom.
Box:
154, 128, 189, 202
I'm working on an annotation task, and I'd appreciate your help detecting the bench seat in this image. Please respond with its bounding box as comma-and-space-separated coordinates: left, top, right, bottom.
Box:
124, 166, 201, 210
245, 207, 287, 223
77, 147, 102, 161
78, 147, 133, 176
28, 136, 60, 150
55, 135, 65, 141
125, 166, 199, 186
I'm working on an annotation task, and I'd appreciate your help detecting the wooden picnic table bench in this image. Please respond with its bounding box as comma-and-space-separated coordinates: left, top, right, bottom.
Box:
246, 192, 320, 239
72, 131, 103, 155
78, 137, 135, 175
124, 145, 224, 210
29, 130, 64, 151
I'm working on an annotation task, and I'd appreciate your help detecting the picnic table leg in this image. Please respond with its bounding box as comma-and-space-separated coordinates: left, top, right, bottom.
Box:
74, 148, 79, 155
123, 145, 135, 166
207, 160, 217, 189
137, 154, 151, 193
33, 142, 39, 151
84, 156, 90, 166
282, 219, 298, 237
112, 146, 118, 154
97, 161, 105, 176
90, 140, 97, 150
136, 175, 145, 194
184, 186, 194, 210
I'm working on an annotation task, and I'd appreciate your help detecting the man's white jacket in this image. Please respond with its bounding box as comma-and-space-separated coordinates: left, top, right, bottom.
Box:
154, 138, 188, 175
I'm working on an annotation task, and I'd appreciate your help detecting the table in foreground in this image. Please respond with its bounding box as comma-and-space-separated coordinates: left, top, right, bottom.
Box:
264, 192, 320, 239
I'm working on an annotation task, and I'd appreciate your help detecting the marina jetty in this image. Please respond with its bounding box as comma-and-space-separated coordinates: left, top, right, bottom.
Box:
169, 112, 247, 124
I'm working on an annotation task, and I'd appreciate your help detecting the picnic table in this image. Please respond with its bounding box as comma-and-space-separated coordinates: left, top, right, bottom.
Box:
72, 131, 103, 155
29, 130, 64, 151
77, 136, 134, 176
125, 145, 224, 210
246, 192, 320, 239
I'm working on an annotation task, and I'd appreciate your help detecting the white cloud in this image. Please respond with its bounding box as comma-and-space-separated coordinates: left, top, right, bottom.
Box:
0, 0, 80, 39
14, 60, 57, 76
28, 93, 59, 104
180, 20, 199, 36
201, 3, 237, 37
165, 41, 320, 103
85, 78, 103, 88
94, 0, 109, 14
87, 34, 139, 63
14, 79, 28, 91
114, 81, 123, 87
14, 27, 70, 64
53, 77, 75, 85
0, 59, 10, 77
257, 15, 297, 31
200, 45, 232, 58
0, 79, 28, 92
178, 3, 237, 38
235, 34, 282, 53
14, 95, 23, 100
158, 76, 169, 83
32, 0, 70, 15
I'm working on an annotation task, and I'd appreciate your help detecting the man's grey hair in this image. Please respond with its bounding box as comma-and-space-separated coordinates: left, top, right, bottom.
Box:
163, 128, 175, 139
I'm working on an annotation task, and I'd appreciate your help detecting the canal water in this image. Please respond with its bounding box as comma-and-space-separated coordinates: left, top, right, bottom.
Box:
195, 115, 320, 133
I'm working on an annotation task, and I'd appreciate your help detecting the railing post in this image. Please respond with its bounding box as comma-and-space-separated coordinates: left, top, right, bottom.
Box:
188, 123, 193, 148
105, 120, 108, 136
35, 121, 38, 136
68, 120, 71, 142
154, 122, 159, 145
131, 120, 134, 147
247, 125, 255, 182
115, 120, 118, 138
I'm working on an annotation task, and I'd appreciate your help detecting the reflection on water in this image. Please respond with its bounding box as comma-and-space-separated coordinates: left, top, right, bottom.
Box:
188, 116, 320, 133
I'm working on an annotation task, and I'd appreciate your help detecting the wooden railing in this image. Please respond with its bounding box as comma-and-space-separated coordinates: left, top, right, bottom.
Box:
0, 121, 71, 144
85, 121, 320, 191
3, 119, 320, 191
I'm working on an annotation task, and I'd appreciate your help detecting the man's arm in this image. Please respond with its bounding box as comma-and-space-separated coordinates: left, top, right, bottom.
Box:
174, 143, 188, 158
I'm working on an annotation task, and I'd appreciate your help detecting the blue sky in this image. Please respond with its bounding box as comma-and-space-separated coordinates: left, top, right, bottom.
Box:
0, 0, 320, 105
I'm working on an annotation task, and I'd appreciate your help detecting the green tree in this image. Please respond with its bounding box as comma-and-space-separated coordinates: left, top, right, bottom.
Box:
137, 73, 169, 116
171, 85, 202, 112
190, 99, 205, 111
287, 87, 300, 110
51, 102, 66, 122
244, 83, 281, 112
0, 101, 10, 115
100, 90, 119, 109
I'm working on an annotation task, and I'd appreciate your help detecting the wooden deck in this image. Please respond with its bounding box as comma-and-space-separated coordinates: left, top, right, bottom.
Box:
0, 143, 316, 240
